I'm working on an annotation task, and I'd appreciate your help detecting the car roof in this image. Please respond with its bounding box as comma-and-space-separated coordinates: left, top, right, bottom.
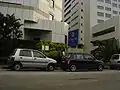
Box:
16, 48, 38, 51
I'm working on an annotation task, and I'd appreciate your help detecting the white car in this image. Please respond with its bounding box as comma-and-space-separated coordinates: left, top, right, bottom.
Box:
110, 54, 120, 69
7, 48, 57, 71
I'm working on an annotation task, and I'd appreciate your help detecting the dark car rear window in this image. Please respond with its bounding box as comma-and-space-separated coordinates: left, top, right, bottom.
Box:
63, 53, 76, 59
66, 54, 72, 58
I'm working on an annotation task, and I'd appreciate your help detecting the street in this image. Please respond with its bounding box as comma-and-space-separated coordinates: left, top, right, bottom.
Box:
0, 69, 120, 90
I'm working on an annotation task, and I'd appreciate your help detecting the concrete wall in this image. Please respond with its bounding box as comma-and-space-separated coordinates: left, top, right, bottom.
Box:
24, 19, 68, 43
0, 0, 67, 43
84, 0, 91, 53
92, 16, 120, 41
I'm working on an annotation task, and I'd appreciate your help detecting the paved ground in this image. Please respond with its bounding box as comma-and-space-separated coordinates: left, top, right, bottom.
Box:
0, 69, 120, 90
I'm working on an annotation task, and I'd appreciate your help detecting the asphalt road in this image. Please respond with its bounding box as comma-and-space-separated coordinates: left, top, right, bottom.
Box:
0, 69, 120, 90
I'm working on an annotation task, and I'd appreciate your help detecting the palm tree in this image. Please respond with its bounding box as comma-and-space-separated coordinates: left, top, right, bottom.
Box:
0, 13, 23, 40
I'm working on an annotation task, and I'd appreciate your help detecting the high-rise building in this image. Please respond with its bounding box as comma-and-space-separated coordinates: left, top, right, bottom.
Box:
62, 0, 85, 51
0, 0, 68, 43
63, 0, 120, 53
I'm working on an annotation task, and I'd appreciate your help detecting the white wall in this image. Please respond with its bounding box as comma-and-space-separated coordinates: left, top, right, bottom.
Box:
24, 19, 68, 43
0, 0, 66, 43
92, 16, 120, 41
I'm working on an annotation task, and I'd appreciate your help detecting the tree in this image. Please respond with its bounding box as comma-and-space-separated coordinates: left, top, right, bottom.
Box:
36, 40, 66, 52
91, 38, 120, 62
103, 39, 120, 62
91, 40, 105, 60
0, 13, 23, 40
36, 40, 67, 64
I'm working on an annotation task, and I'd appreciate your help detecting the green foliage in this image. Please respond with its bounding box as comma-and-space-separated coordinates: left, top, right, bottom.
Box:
45, 51, 58, 58
57, 43, 66, 51
91, 38, 120, 62
36, 40, 66, 62
36, 40, 66, 52
0, 13, 23, 40
36, 41, 44, 51
103, 39, 119, 62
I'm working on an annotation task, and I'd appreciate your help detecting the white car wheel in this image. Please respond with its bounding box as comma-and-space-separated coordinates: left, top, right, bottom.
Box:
47, 64, 55, 71
70, 64, 77, 72
13, 64, 21, 71
97, 65, 103, 71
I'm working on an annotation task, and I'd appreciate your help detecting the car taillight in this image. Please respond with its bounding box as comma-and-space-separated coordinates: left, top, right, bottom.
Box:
67, 60, 71, 64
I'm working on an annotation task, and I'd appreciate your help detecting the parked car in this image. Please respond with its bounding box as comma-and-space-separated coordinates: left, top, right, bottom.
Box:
60, 52, 104, 72
110, 54, 120, 69
7, 48, 57, 71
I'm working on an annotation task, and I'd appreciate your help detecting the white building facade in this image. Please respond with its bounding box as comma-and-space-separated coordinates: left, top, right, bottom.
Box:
63, 0, 120, 53
0, 0, 68, 43
92, 16, 120, 42
62, 0, 85, 50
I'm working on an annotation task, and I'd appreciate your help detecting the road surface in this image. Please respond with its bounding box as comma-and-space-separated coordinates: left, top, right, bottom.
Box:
0, 70, 120, 90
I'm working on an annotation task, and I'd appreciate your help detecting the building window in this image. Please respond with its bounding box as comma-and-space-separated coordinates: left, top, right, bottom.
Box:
64, 4, 71, 12
112, 3, 117, 7
71, 16, 78, 22
81, 9, 84, 12
64, 0, 67, 2
97, 5, 104, 10
50, 0, 54, 8
64, 10, 71, 17
72, 0, 75, 3
68, 22, 70, 24
113, 0, 117, 2
93, 27, 115, 37
105, 13, 111, 18
49, 14, 54, 20
113, 10, 118, 14
98, 0, 104, 2
65, 0, 71, 7
97, 19, 104, 23
105, 0, 111, 4
71, 22, 78, 27
71, 9, 79, 16
64, 16, 71, 22
81, 23, 83, 26
81, 2, 83, 5
81, 16, 83, 19
71, 2, 79, 10
105, 7, 111, 11
97, 12, 104, 17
